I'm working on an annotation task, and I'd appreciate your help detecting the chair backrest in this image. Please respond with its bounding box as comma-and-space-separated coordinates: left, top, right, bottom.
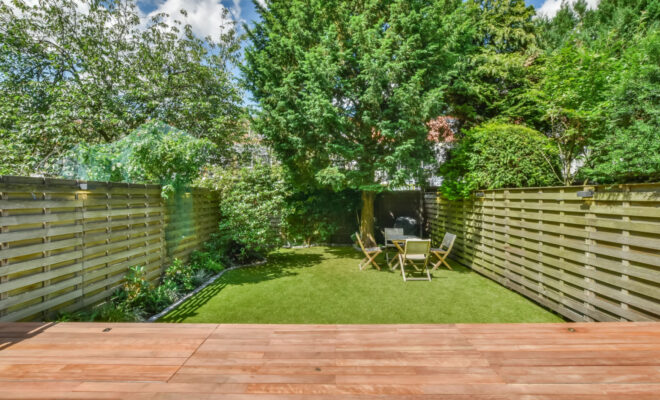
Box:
404, 239, 431, 256
384, 227, 404, 241
441, 233, 456, 252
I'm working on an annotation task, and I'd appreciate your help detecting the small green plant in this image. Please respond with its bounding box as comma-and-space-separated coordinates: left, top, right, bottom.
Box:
190, 247, 225, 272
165, 259, 197, 292
114, 266, 151, 309
143, 280, 180, 315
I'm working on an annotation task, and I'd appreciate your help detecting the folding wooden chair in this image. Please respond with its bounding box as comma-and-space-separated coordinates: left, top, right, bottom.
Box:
398, 239, 431, 282
355, 232, 382, 271
384, 227, 404, 264
430, 233, 456, 271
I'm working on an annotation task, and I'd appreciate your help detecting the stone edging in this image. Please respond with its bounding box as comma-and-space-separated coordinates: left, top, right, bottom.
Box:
147, 259, 267, 322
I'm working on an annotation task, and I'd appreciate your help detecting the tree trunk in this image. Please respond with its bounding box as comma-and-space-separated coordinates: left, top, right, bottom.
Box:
359, 190, 376, 247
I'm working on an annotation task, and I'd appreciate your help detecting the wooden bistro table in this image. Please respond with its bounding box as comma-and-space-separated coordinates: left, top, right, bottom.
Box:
387, 234, 419, 270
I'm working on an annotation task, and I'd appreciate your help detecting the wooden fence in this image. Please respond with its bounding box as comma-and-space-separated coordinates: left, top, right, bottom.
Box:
0, 176, 220, 321
425, 183, 660, 322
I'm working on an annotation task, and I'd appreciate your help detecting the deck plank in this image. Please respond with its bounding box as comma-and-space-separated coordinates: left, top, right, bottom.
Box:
0, 322, 658, 399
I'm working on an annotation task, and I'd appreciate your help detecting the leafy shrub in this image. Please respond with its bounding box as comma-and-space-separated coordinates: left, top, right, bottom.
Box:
143, 280, 180, 315
439, 122, 562, 199
190, 239, 226, 272
114, 266, 151, 309
201, 163, 288, 262
191, 269, 212, 288
164, 259, 197, 292
57, 301, 145, 322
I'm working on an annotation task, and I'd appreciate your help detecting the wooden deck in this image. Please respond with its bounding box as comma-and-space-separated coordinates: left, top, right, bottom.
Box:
1, 322, 659, 399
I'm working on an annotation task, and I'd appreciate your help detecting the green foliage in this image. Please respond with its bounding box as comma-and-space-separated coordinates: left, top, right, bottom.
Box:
203, 163, 288, 261
243, 0, 471, 192
528, 42, 609, 185
190, 243, 226, 273
115, 266, 151, 307
164, 259, 198, 292
0, 0, 243, 175
450, 0, 537, 126
440, 123, 561, 199
59, 121, 215, 197
527, 0, 660, 184
580, 31, 660, 183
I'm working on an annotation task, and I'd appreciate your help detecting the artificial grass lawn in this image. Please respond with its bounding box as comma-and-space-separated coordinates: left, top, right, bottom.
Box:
160, 246, 564, 324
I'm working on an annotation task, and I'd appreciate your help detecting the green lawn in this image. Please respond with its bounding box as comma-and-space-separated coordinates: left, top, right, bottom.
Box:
160, 246, 564, 324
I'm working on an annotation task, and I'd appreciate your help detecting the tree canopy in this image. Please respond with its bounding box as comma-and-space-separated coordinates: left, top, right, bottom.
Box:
243, 0, 476, 242
0, 0, 243, 175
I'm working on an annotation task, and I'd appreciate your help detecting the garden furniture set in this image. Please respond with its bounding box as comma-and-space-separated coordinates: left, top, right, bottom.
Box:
356, 228, 456, 282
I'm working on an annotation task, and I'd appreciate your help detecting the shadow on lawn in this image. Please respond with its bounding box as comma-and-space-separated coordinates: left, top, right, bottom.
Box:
160, 252, 324, 322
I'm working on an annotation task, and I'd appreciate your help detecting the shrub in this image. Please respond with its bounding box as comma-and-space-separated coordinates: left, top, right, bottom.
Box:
201, 163, 288, 262
439, 122, 562, 199
164, 259, 197, 292
114, 266, 151, 309
190, 239, 226, 272
143, 280, 180, 315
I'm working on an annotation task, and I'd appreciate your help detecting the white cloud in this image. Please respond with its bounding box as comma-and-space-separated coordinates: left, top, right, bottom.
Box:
144, 0, 236, 39
255, 0, 267, 8
537, 0, 600, 18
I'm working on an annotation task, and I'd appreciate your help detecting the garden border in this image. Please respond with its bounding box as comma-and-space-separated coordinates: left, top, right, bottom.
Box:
147, 259, 267, 322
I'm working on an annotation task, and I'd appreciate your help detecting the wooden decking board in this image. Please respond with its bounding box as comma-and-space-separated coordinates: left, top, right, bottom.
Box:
0, 322, 658, 399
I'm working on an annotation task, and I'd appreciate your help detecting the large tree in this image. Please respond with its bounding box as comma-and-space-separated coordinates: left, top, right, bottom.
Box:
243, 0, 470, 245
0, 0, 243, 175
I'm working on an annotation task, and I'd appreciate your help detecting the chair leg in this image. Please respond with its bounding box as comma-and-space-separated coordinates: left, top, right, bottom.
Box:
370, 251, 381, 270
360, 251, 381, 271
399, 255, 406, 282
442, 257, 453, 270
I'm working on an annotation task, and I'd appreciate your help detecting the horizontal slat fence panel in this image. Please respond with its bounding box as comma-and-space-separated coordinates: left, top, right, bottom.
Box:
0, 176, 220, 321
425, 183, 660, 322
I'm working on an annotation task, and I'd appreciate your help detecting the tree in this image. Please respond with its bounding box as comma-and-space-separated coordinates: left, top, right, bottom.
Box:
447, 0, 537, 127
243, 0, 470, 245
528, 0, 660, 184
580, 31, 660, 183
0, 0, 243, 175
528, 42, 609, 185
